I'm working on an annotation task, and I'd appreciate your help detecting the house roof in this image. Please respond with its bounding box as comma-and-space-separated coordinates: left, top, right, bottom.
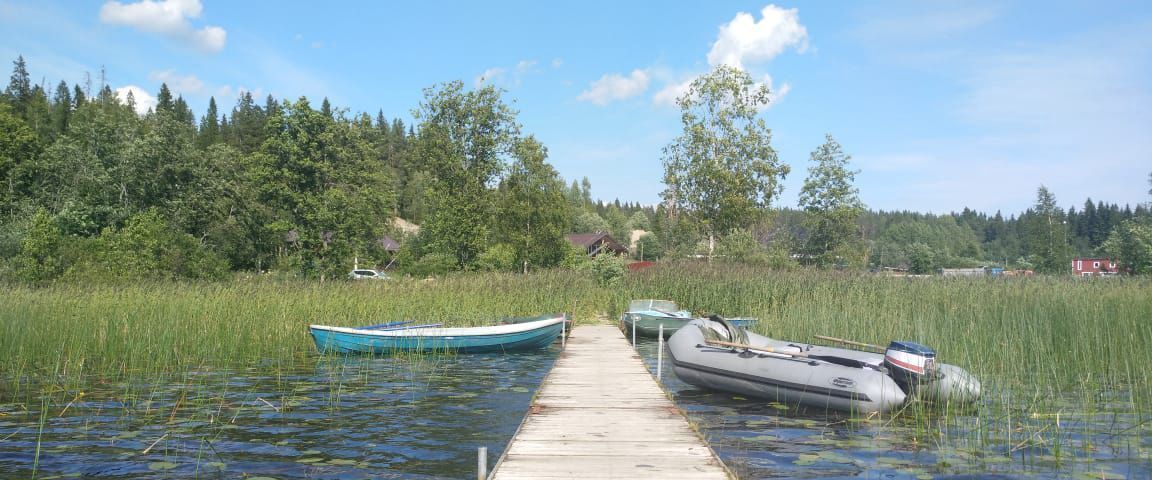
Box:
566, 232, 627, 254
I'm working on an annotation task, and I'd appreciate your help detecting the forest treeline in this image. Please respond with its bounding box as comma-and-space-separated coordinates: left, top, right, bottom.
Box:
1, 56, 1149, 283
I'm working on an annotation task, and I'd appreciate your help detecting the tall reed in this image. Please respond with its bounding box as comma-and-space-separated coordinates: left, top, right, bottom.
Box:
2, 263, 1149, 420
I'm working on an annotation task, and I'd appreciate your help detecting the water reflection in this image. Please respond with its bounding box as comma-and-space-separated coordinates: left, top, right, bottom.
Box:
633, 337, 1150, 479
0, 348, 558, 479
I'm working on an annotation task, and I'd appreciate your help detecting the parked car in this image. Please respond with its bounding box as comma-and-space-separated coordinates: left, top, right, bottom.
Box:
348, 269, 389, 280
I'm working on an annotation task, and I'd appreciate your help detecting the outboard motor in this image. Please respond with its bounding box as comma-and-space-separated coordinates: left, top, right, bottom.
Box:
884, 341, 938, 394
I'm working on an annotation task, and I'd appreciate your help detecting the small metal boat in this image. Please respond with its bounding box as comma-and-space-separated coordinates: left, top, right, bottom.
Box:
621, 299, 756, 338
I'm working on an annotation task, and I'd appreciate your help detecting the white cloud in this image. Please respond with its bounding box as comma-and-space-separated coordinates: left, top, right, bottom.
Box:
707, 4, 808, 69
551, 58, 564, 69
761, 74, 790, 104
233, 86, 265, 100
475, 59, 546, 88
474, 67, 506, 87
774, 82, 791, 101
653, 78, 693, 107
652, 73, 789, 108
853, 28, 1152, 214
854, 3, 1000, 44
115, 85, 157, 115
99, 0, 227, 53
148, 69, 205, 95
577, 69, 650, 106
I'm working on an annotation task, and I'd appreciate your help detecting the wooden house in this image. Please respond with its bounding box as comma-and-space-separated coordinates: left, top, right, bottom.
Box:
566, 232, 628, 257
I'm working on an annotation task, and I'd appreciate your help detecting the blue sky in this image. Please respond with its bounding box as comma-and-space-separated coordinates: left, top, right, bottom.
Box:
2, 1, 1150, 215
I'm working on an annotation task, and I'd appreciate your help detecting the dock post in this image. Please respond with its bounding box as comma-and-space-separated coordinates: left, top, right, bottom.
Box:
631, 316, 636, 347
561, 318, 566, 350
657, 324, 663, 380
477, 446, 487, 480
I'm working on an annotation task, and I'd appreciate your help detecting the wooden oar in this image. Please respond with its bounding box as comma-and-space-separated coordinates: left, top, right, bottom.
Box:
704, 339, 811, 358
813, 335, 884, 352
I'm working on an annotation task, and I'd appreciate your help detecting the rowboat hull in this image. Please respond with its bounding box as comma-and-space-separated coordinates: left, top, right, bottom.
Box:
309, 316, 566, 354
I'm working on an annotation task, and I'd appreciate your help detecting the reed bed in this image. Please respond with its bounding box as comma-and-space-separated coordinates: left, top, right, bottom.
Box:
620, 263, 1151, 390
0, 271, 609, 397
2, 263, 1149, 465
620, 262, 1152, 466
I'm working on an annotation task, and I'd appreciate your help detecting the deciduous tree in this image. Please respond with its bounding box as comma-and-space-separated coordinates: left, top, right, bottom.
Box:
495, 136, 570, 271
798, 134, 865, 267
661, 65, 788, 258
1025, 185, 1072, 274
413, 80, 520, 269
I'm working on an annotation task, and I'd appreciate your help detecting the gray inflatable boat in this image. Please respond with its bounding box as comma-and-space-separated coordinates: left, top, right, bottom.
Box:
666, 317, 981, 414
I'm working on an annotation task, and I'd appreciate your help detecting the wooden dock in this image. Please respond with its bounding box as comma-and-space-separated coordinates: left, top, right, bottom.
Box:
490, 325, 729, 479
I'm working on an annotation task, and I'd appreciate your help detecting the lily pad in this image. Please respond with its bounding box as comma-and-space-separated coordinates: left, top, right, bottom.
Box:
297, 457, 324, 463
328, 459, 357, 465
1076, 471, 1126, 480
148, 462, 178, 471
740, 435, 778, 442
794, 453, 821, 466
816, 450, 855, 464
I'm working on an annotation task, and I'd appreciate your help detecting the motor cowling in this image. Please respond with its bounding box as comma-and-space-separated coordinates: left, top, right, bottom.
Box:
884, 340, 938, 393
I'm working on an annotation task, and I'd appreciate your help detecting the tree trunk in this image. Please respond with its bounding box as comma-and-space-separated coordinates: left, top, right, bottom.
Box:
708, 232, 715, 263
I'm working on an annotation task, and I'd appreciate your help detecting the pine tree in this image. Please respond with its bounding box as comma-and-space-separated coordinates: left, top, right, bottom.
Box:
51, 80, 72, 137
321, 97, 333, 119
173, 96, 195, 127
230, 92, 266, 153
72, 84, 86, 108
5, 55, 31, 116
156, 83, 174, 114
198, 96, 220, 148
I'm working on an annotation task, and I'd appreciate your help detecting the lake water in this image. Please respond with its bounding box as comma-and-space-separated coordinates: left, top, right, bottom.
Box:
3, 335, 1148, 479
0, 348, 558, 479
632, 337, 1151, 479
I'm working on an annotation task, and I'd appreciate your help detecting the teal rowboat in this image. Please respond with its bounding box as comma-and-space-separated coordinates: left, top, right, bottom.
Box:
309, 315, 566, 354
621, 299, 756, 339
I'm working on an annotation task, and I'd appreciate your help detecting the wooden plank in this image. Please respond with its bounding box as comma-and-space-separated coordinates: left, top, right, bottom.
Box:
493, 455, 726, 479
491, 325, 729, 479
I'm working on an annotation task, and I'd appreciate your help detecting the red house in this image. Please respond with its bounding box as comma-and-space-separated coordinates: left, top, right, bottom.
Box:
1072, 258, 1118, 277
